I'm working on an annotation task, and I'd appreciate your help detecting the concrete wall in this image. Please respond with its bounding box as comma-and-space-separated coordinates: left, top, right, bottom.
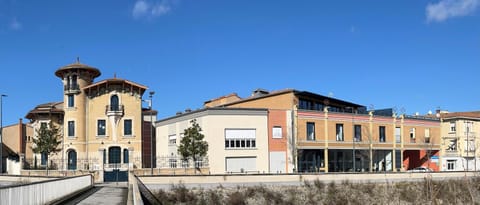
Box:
0, 174, 93, 205
139, 172, 476, 189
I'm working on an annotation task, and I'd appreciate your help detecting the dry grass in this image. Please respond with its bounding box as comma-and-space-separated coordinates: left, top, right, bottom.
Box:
153, 177, 480, 205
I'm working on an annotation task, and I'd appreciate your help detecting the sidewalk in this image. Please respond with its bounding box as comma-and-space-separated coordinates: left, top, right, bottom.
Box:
73, 182, 128, 205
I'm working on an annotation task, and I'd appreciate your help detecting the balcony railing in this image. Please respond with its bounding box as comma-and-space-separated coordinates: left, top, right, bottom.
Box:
106, 105, 124, 116
64, 84, 80, 94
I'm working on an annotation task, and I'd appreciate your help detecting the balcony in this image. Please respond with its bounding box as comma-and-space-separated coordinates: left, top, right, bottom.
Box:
64, 84, 80, 94
106, 104, 124, 116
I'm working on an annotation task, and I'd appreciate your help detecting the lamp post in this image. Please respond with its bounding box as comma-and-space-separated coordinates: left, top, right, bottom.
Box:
149, 91, 155, 175
466, 121, 470, 171
0, 94, 7, 174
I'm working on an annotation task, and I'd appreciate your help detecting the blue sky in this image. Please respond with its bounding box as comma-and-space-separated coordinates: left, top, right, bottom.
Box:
0, 0, 479, 126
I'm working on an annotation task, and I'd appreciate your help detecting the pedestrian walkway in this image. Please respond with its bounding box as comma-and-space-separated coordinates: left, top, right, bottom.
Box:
62, 182, 128, 205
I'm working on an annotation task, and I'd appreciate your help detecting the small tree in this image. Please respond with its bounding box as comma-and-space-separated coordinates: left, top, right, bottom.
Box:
178, 119, 208, 171
31, 122, 62, 174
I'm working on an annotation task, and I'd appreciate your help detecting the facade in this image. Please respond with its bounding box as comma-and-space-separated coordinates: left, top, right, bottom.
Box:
22, 60, 153, 181
25, 102, 64, 169
156, 107, 269, 174
205, 89, 441, 173
440, 111, 480, 171
1, 119, 32, 174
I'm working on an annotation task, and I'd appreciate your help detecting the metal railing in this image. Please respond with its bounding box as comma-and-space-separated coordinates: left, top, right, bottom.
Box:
156, 156, 209, 169
105, 105, 124, 115
23, 158, 100, 171
64, 84, 80, 93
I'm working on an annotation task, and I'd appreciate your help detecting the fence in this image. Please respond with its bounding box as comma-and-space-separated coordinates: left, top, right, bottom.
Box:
155, 156, 209, 169
0, 174, 93, 205
23, 157, 100, 171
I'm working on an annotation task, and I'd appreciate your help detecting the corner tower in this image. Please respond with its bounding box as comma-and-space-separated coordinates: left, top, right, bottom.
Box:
55, 59, 101, 164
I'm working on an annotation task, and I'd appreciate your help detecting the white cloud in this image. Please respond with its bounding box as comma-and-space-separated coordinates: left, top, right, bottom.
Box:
426, 0, 480, 22
132, 0, 174, 19
132, 1, 150, 19
10, 17, 21, 30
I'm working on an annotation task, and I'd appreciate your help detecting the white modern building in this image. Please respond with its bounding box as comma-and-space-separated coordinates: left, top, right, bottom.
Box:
156, 107, 269, 174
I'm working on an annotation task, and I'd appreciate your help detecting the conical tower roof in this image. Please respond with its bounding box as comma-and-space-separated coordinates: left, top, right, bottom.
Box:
55, 58, 101, 78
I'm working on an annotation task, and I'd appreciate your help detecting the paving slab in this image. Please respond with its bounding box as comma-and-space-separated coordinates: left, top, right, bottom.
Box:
73, 182, 128, 205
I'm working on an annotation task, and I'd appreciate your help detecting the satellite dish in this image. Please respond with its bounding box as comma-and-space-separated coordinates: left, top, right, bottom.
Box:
428, 110, 432, 115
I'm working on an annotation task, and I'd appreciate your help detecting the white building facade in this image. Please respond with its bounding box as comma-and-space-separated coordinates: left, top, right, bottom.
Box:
156, 108, 269, 174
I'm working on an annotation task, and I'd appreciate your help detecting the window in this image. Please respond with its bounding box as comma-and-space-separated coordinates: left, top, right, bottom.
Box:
110, 95, 119, 111
395, 127, 401, 143
68, 121, 75, 137
123, 149, 129, 163
425, 128, 430, 143
168, 134, 177, 145
465, 139, 475, 152
68, 95, 74, 107
307, 122, 315, 141
97, 120, 106, 136
71, 75, 77, 87
273, 126, 282, 139
447, 160, 455, 171
124, 119, 132, 136
354, 125, 362, 141
450, 122, 456, 132
336, 124, 344, 141
446, 139, 457, 151
40, 122, 47, 129
109, 147, 121, 164
410, 128, 416, 142
299, 99, 312, 110
379, 126, 386, 142
225, 129, 256, 149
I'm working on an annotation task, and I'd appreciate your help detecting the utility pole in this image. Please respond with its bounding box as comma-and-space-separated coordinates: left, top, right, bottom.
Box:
466, 121, 470, 171
149, 91, 155, 175
0, 94, 7, 174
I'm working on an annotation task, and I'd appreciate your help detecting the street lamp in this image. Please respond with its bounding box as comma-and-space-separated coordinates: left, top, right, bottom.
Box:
149, 91, 155, 175
0, 94, 7, 174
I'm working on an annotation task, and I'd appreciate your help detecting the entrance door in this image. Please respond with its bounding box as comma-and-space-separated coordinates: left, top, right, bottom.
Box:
67, 150, 77, 170
104, 146, 127, 182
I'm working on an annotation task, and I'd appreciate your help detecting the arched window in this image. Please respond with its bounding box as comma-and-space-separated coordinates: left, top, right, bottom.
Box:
67, 149, 77, 170
110, 95, 119, 111
123, 149, 129, 163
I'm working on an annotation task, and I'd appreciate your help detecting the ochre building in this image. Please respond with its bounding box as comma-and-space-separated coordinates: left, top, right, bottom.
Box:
205, 89, 441, 173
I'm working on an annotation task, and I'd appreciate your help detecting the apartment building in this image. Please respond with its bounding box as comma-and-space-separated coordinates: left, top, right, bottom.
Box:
205, 89, 441, 173
440, 111, 480, 171
156, 107, 269, 174
0, 119, 32, 174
